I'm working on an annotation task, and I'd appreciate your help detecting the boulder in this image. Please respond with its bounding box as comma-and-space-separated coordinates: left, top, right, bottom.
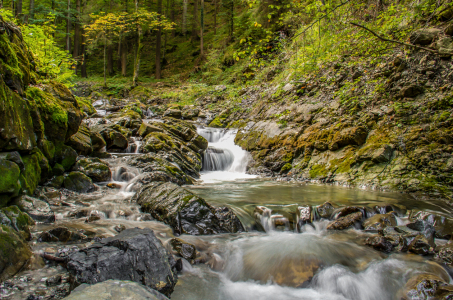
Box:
138, 122, 163, 137
0, 206, 34, 281
402, 273, 447, 299
163, 109, 182, 119
63, 280, 169, 300
73, 158, 111, 182
408, 235, 434, 255
14, 195, 55, 223
0, 158, 21, 207
365, 235, 394, 253
316, 202, 335, 219
66, 228, 178, 297
327, 211, 362, 230
133, 182, 245, 235
435, 242, 453, 266
182, 107, 200, 120
100, 128, 128, 151
63, 171, 95, 193
55, 145, 78, 171
410, 211, 453, 239
362, 213, 397, 231
90, 131, 106, 151
20, 151, 44, 196
436, 37, 453, 57
409, 28, 441, 45
68, 124, 92, 156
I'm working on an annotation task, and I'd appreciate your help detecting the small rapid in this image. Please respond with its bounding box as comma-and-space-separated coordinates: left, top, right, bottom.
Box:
197, 127, 256, 183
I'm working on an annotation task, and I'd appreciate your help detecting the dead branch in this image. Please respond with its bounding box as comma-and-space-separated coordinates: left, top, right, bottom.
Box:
350, 22, 439, 54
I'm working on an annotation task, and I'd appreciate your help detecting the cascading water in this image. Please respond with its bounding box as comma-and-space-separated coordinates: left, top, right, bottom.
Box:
197, 127, 256, 182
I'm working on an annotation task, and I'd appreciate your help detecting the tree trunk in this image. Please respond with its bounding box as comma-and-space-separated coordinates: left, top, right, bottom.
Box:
66, 0, 71, 53
200, 0, 204, 55
163, 0, 170, 59
155, 0, 162, 79
213, 0, 217, 35
73, 0, 81, 74
29, 0, 35, 22
15, 0, 22, 19
191, 0, 198, 40
81, 30, 87, 77
121, 36, 127, 76
117, 42, 122, 71
107, 44, 114, 75
171, 0, 175, 37
182, 0, 188, 35
104, 37, 107, 87
133, 0, 141, 86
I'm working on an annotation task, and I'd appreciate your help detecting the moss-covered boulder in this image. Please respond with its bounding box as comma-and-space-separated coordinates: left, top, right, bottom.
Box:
76, 97, 96, 116
74, 157, 111, 182
133, 181, 244, 235
55, 144, 78, 171
90, 131, 106, 151
20, 151, 43, 196
92, 125, 128, 151
138, 122, 163, 137
63, 171, 95, 193
0, 224, 32, 282
0, 158, 21, 207
68, 123, 92, 156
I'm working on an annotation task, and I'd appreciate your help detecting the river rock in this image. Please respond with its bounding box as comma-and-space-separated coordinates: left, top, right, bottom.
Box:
63, 171, 95, 193
297, 205, 313, 232
435, 242, 453, 266
38, 227, 87, 243
73, 157, 111, 182
14, 195, 55, 223
362, 212, 397, 231
333, 206, 365, 219
327, 211, 362, 230
168, 238, 197, 260
402, 273, 447, 299
133, 182, 245, 235
410, 211, 453, 239
0, 206, 34, 281
63, 280, 169, 300
55, 145, 78, 171
68, 124, 92, 156
0, 158, 21, 207
90, 131, 106, 151
365, 235, 394, 253
408, 235, 434, 255
138, 122, 163, 137
66, 228, 178, 297
316, 202, 335, 219
163, 109, 182, 119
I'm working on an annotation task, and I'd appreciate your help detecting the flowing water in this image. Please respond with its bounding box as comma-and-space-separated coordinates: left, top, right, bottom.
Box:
7, 127, 453, 300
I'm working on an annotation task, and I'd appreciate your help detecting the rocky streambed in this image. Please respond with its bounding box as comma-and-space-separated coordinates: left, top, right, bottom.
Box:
2, 118, 453, 300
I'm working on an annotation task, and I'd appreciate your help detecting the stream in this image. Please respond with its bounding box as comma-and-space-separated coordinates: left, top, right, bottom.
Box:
3, 126, 453, 300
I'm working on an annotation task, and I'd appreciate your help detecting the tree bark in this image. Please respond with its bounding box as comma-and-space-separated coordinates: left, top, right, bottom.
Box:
182, 0, 188, 35
15, 0, 22, 19
200, 0, 204, 55
133, 0, 141, 86
191, 0, 198, 40
107, 44, 114, 75
29, 0, 35, 22
73, 0, 81, 74
121, 36, 127, 76
163, 0, 170, 59
155, 0, 162, 79
66, 0, 71, 53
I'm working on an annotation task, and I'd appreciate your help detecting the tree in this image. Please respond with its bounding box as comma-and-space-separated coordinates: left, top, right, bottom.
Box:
200, 0, 203, 55
155, 0, 163, 79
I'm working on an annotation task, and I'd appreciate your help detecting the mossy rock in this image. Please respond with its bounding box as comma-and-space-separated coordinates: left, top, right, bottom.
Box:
38, 140, 55, 163
68, 123, 93, 156
55, 144, 78, 171
47, 175, 64, 188
0, 159, 21, 207
52, 163, 65, 176
63, 171, 94, 193
20, 152, 42, 196
0, 224, 33, 282
138, 122, 163, 138
76, 97, 96, 115
74, 158, 111, 182
90, 131, 106, 151
208, 116, 227, 128
0, 80, 37, 152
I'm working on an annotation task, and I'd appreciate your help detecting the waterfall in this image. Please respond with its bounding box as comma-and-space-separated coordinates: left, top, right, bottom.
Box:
197, 127, 256, 182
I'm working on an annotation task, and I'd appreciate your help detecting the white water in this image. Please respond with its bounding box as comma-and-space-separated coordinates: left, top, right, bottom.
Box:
197, 128, 256, 183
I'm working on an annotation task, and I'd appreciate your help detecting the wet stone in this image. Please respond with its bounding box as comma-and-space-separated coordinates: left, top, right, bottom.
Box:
38, 227, 87, 243
316, 202, 334, 219
402, 273, 447, 300
169, 238, 197, 260
327, 211, 363, 230
365, 235, 394, 253
362, 212, 397, 232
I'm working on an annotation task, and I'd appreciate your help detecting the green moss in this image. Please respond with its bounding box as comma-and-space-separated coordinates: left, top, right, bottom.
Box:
281, 163, 292, 173
20, 153, 41, 196
0, 159, 21, 207
208, 116, 227, 128
309, 164, 329, 178
26, 87, 68, 126
228, 120, 247, 129
76, 97, 96, 115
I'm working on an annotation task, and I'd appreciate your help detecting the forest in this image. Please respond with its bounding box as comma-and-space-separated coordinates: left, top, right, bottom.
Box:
2, 0, 453, 299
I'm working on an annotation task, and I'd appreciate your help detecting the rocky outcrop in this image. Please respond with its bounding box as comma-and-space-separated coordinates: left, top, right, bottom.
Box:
63, 280, 169, 300
66, 228, 178, 297
133, 181, 245, 235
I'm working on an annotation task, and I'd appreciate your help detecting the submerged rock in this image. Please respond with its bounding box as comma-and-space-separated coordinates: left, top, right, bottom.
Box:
133, 182, 245, 235
66, 228, 178, 297
63, 280, 169, 300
